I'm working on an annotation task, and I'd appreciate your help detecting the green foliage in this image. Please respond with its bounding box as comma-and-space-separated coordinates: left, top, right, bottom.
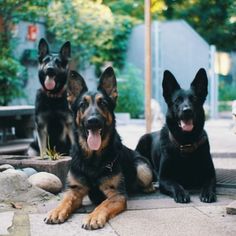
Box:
159, 0, 236, 51
102, 0, 144, 20
42, 136, 63, 160
104, 0, 236, 52
0, 0, 49, 105
219, 80, 236, 101
0, 54, 25, 105
115, 64, 144, 118
47, 0, 134, 72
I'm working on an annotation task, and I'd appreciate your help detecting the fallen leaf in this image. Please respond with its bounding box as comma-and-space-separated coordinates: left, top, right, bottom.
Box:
10, 202, 22, 209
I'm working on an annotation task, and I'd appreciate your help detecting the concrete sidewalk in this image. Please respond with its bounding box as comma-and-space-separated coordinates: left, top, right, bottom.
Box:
1, 191, 236, 236
0, 118, 236, 236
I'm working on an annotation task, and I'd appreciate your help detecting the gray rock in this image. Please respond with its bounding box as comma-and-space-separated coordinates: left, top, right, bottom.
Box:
22, 167, 38, 177
3, 169, 28, 178
226, 200, 236, 215
0, 170, 53, 203
0, 164, 14, 172
28, 172, 63, 194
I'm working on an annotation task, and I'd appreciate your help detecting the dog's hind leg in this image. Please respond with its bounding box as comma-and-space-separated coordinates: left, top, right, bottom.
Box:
136, 162, 156, 193
36, 123, 47, 158
61, 115, 74, 146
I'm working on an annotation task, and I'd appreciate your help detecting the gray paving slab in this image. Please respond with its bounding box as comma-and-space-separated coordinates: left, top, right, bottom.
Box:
0, 211, 14, 235
110, 207, 236, 236
127, 195, 235, 211
29, 213, 118, 236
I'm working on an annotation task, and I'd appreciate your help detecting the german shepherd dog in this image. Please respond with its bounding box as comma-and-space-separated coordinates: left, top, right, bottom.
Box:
136, 68, 216, 203
44, 67, 155, 229
28, 38, 73, 157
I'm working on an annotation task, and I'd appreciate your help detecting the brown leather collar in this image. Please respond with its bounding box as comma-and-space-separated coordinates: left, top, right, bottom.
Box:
169, 131, 208, 153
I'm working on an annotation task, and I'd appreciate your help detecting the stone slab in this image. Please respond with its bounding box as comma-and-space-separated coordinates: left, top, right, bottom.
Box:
110, 207, 236, 236
29, 214, 117, 236
0, 211, 14, 235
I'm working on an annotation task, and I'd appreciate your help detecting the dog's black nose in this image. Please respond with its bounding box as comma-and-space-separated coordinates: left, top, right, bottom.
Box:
87, 116, 101, 128
182, 106, 193, 116
46, 67, 56, 76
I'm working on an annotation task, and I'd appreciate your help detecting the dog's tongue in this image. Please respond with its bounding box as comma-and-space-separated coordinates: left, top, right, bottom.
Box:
180, 120, 194, 132
44, 77, 56, 90
87, 130, 101, 150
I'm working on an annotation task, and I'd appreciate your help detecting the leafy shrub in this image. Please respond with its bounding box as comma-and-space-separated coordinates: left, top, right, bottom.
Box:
218, 80, 236, 101
115, 64, 144, 118
47, 0, 134, 73
0, 55, 25, 105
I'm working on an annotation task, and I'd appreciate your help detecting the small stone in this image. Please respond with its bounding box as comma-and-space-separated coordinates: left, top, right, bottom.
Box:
226, 200, 236, 215
21, 167, 37, 177
0, 164, 15, 172
28, 172, 62, 194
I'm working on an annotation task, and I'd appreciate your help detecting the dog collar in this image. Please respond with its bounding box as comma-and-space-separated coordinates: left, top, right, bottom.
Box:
169, 131, 208, 153
42, 85, 67, 98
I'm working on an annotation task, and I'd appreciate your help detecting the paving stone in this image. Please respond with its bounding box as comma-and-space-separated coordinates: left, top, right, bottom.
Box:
110, 207, 236, 236
29, 214, 117, 236
0, 211, 14, 235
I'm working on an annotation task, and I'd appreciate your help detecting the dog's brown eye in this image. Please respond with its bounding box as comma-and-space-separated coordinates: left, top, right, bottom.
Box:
55, 58, 61, 66
42, 56, 50, 64
98, 99, 107, 107
175, 96, 183, 103
189, 95, 197, 102
79, 101, 88, 110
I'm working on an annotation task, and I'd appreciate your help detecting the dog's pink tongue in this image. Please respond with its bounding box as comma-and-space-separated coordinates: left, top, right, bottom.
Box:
180, 120, 194, 132
44, 77, 56, 90
87, 130, 101, 150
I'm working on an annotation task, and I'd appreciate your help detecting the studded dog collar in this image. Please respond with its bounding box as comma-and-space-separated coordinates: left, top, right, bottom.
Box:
169, 131, 208, 153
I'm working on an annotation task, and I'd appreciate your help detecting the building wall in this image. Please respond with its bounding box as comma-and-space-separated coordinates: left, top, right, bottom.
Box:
126, 20, 216, 116
12, 20, 46, 105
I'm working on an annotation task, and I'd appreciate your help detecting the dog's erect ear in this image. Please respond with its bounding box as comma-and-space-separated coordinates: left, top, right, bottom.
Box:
98, 66, 118, 103
38, 38, 49, 63
60, 41, 71, 62
67, 70, 88, 106
162, 70, 181, 104
191, 68, 208, 103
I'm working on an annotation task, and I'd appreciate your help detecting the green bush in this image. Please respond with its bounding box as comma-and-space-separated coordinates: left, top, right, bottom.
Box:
115, 64, 144, 118
0, 55, 25, 105
218, 80, 236, 101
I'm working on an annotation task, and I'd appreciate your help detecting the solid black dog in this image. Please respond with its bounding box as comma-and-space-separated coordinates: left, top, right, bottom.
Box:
136, 68, 216, 203
28, 38, 73, 157
44, 67, 154, 229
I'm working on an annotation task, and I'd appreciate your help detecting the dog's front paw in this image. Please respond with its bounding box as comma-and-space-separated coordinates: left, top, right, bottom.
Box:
200, 189, 216, 203
44, 207, 70, 224
173, 188, 190, 203
82, 212, 107, 230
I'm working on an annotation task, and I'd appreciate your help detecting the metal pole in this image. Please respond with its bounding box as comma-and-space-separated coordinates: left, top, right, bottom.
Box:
145, 0, 152, 132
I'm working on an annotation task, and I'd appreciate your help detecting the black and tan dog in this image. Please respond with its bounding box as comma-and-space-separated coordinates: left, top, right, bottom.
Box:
28, 38, 73, 157
44, 67, 155, 229
136, 68, 216, 203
